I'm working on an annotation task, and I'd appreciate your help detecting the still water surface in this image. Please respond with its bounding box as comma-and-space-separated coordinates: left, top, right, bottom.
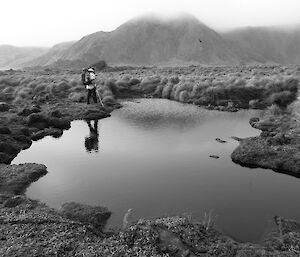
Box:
13, 99, 300, 242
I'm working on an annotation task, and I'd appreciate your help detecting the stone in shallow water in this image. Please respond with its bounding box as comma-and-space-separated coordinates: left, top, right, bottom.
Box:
215, 138, 227, 143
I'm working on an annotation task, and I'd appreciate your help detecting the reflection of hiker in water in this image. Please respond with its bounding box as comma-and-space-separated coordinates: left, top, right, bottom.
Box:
85, 120, 99, 153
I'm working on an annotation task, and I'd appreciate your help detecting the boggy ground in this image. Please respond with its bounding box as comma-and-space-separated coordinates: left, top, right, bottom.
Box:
0, 65, 300, 256
231, 108, 300, 176
1, 170, 300, 256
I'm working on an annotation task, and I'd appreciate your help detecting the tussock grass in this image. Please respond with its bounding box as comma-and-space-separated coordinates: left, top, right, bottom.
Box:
0, 65, 298, 110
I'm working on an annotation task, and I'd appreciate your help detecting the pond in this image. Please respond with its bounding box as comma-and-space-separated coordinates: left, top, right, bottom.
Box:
13, 99, 300, 243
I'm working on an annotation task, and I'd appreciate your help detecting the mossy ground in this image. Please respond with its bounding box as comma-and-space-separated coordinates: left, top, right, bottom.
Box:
1, 195, 300, 256
232, 113, 300, 176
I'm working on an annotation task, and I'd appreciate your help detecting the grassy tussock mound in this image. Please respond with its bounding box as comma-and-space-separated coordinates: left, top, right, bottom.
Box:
0, 65, 299, 110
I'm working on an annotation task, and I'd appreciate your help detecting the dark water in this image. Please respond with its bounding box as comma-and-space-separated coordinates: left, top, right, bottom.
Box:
13, 99, 300, 242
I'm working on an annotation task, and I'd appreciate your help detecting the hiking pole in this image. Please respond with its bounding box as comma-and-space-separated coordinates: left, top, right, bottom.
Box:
96, 86, 104, 107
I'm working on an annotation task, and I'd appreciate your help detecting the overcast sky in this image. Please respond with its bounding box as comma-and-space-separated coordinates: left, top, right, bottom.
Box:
1, 0, 300, 47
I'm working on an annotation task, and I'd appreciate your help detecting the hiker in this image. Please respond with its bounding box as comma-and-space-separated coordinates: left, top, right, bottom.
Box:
82, 67, 98, 104
84, 120, 99, 152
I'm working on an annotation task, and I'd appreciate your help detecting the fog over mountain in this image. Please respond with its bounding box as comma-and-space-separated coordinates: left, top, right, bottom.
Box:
55, 14, 239, 66
223, 25, 300, 64
2, 14, 300, 69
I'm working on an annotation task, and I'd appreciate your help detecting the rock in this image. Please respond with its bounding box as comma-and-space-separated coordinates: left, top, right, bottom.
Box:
0, 127, 11, 135
215, 138, 227, 143
60, 202, 111, 231
0, 102, 10, 112
209, 155, 220, 159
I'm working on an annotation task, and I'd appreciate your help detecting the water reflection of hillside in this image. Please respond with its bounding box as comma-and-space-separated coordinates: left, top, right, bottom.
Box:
116, 99, 261, 131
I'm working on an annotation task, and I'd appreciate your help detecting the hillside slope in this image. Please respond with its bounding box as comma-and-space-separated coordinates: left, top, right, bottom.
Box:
24, 41, 75, 67
0, 45, 48, 69
58, 14, 239, 65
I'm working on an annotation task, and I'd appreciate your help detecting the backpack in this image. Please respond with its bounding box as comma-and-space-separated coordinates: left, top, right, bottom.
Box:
81, 69, 89, 85
82, 68, 96, 85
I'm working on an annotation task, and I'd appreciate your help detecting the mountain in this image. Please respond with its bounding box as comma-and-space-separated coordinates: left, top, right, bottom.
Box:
0, 45, 48, 70
13, 14, 300, 68
54, 14, 240, 66
24, 41, 75, 67
26, 14, 243, 68
222, 25, 300, 65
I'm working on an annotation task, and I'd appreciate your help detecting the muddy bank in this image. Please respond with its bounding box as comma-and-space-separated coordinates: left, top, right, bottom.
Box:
1, 165, 300, 256
232, 114, 300, 176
